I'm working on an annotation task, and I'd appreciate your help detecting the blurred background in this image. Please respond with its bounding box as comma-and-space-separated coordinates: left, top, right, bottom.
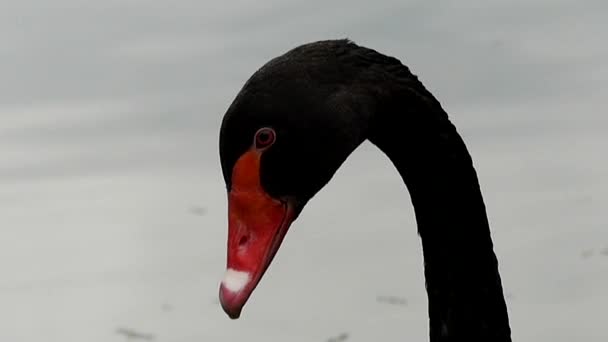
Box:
1, 1, 607, 341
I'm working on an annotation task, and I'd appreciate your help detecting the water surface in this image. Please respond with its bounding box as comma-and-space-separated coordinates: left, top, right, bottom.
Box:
1, 1, 607, 341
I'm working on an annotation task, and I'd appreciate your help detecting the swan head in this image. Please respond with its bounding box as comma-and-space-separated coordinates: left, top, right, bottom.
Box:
218, 40, 376, 318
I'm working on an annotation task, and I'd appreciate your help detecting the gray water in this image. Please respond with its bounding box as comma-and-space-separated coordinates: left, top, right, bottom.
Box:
1, 1, 607, 341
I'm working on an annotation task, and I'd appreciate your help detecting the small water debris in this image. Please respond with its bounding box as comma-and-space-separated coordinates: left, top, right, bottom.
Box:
116, 327, 155, 341
376, 295, 408, 306
326, 332, 349, 342
581, 248, 608, 259
189, 206, 207, 216
581, 249, 595, 259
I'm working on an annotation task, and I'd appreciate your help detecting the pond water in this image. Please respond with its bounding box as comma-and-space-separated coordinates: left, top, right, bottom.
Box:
1, 1, 607, 341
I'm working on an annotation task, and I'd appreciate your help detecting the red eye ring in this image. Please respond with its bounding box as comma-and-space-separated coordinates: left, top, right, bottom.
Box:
254, 127, 276, 149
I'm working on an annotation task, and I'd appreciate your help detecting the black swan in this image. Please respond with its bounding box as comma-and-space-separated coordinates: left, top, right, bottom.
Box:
218, 39, 511, 341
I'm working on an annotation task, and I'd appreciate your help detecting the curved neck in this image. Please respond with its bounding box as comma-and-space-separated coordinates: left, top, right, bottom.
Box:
367, 83, 511, 341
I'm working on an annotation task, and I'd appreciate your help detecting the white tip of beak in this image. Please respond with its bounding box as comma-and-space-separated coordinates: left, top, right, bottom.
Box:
221, 269, 251, 293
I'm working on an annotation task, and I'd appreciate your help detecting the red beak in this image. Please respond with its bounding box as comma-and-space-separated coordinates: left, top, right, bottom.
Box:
219, 150, 297, 319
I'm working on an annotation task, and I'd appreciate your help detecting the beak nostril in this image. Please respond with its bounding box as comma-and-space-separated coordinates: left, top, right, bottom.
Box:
238, 235, 249, 247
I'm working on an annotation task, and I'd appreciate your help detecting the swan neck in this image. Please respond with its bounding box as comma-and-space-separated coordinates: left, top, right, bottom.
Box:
367, 88, 512, 341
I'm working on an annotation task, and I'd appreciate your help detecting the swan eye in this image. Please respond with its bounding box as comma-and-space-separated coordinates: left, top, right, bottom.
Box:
254, 127, 276, 149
